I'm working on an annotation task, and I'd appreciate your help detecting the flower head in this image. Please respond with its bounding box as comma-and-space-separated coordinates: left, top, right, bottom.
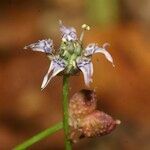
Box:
24, 21, 114, 90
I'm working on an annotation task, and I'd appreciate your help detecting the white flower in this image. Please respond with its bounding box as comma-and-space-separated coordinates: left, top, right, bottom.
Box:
25, 21, 114, 90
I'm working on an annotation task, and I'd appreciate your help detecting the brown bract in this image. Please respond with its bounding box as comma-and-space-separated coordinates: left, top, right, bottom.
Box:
69, 89, 121, 143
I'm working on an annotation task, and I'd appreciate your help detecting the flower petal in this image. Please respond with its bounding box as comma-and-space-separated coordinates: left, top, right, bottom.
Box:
41, 56, 66, 90
76, 57, 93, 87
24, 39, 53, 53
59, 20, 77, 41
84, 43, 114, 66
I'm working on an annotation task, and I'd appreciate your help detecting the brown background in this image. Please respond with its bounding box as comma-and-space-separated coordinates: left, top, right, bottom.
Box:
0, 0, 149, 149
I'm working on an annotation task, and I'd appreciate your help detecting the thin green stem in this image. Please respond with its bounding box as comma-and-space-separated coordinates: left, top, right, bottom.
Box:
14, 122, 63, 150
63, 75, 72, 150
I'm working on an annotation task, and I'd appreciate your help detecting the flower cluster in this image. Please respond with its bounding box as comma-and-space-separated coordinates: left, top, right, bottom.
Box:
24, 21, 114, 90
69, 89, 120, 143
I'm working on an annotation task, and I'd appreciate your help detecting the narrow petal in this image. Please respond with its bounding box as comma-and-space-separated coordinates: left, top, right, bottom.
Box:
41, 56, 66, 90
76, 57, 93, 87
84, 43, 114, 66
84, 43, 98, 56
24, 39, 53, 53
59, 20, 77, 41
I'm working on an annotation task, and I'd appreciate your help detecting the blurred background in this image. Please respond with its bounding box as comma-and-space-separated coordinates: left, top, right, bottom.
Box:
0, 0, 150, 149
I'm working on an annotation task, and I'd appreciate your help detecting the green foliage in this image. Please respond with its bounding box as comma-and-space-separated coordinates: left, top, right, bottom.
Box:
86, 0, 119, 25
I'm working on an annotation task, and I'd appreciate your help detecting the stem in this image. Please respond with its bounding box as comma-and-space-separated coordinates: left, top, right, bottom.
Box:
63, 75, 72, 150
14, 122, 63, 150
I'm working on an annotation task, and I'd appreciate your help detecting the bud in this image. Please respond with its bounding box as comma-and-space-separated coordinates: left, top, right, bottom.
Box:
69, 89, 120, 143
80, 110, 121, 137
69, 89, 97, 128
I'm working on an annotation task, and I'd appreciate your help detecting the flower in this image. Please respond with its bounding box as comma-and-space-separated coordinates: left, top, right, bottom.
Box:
24, 21, 114, 90
69, 89, 121, 143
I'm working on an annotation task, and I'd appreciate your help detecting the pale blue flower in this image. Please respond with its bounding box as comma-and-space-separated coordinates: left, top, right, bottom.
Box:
25, 21, 114, 90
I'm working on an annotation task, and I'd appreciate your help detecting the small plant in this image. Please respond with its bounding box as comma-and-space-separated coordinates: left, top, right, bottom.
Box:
14, 21, 120, 150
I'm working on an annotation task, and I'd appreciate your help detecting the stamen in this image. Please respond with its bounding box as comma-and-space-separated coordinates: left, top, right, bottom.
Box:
80, 24, 90, 42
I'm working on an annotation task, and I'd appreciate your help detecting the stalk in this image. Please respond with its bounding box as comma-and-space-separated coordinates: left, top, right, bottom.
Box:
63, 75, 72, 150
14, 122, 63, 150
